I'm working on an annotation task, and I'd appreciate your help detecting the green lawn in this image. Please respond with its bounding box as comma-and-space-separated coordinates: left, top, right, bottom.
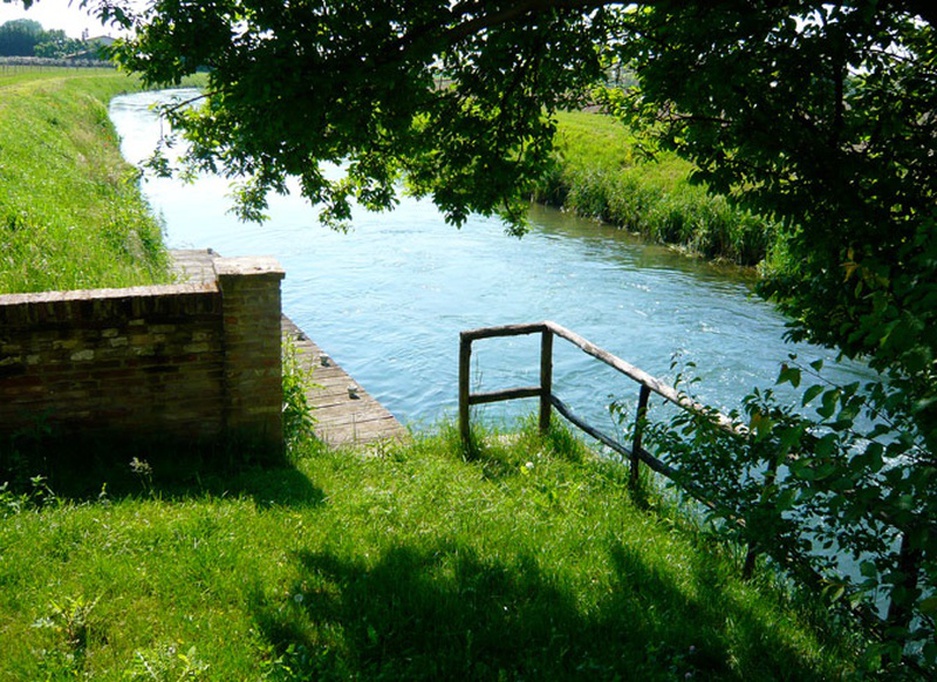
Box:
0, 422, 860, 680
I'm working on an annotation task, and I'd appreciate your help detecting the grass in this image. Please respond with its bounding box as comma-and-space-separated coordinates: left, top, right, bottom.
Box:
536, 111, 777, 266
0, 68, 863, 679
0, 420, 862, 680
0, 70, 171, 293
0, 64, 116, 88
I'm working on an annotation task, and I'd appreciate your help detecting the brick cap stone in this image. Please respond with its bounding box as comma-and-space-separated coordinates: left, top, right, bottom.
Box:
0, 282, 216, 307
214, 256, 285, 280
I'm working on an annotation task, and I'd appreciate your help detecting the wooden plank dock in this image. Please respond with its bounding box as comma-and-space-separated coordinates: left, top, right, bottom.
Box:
281, 316, 409, 448
172, 249, 408, 449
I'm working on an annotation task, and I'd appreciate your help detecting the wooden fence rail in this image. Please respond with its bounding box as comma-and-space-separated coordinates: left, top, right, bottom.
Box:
459, 320, 735, 486
458, 320, 923, 636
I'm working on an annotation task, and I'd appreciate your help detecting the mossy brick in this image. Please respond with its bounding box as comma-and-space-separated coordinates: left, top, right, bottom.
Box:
130, 333, 154, 345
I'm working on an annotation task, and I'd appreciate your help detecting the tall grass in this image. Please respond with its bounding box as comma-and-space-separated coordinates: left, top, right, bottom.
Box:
0, 71, 170, 293
0, 420, 861, 680
535, 111, 777, 266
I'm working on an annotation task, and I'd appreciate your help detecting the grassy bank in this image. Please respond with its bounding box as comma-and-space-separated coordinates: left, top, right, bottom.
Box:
0, 71, 170, 293
535, 111, 776, 266
0, 421, 860, 680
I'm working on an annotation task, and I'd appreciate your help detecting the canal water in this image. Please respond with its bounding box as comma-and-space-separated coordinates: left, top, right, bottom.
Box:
110, 89, 872, 434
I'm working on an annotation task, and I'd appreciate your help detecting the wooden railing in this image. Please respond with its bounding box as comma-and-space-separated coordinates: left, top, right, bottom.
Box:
458, 320, 925, 638
459, 320, 734, 491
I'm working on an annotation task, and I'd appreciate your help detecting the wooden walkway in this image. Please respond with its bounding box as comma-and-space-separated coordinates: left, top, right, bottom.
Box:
282, 316, 408, 448
172, 249, 408, 449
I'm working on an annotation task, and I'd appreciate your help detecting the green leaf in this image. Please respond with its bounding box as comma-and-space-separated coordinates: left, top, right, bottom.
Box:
801, 384, 824, 407
824, 582, 846, 602
924, 641, 937, 666
814, 433, 837, 458
776, 488, 796, 511
920, 596, 937, 615
864, 442, 885, 472
778, 424, 804, 454
817, 389, 840, 420
748, 411, 775, 441
777, 364, 801, 388
790, 459, 815, 481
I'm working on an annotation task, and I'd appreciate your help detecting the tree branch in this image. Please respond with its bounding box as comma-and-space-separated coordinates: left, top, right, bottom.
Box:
442, 0, 610, 45
158, 91, 213, 117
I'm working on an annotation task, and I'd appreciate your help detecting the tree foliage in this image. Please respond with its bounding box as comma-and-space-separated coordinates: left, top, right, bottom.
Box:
7, 0, 937, 669
639, 357, 937, 673
0, 17, 43, 56
76, 0, 615, 231
0, 16, 86, 58
603, 2, 937, 452
599, 5, 936, 670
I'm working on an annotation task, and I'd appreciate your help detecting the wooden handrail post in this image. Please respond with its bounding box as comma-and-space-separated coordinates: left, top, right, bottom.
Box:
459, 333, 472, 445
539, 328, 554, 435
631, 384, 651, 490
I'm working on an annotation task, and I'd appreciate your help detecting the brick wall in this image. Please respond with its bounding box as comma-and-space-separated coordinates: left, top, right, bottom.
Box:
0, 254, 284, 457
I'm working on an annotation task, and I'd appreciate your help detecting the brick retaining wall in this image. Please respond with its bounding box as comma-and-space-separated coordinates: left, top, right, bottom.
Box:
0, 252, 284, 457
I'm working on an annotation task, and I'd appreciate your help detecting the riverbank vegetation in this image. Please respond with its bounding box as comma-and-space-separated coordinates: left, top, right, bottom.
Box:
0, 70, 169, 293
0, 421, 862, 680
534, 111, 777, 266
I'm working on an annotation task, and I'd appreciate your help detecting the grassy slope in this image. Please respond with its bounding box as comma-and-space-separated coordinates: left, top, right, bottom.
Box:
0, 424, 858, 680
537, 111, 776, 266
0, 70, 169, 293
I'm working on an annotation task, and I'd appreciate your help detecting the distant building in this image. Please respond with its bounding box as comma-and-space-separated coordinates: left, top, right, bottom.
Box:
66, 35, 115, 61
87, 35, 116, 49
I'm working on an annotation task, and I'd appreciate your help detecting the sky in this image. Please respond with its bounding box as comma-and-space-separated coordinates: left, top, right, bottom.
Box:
0, 1, 116, 38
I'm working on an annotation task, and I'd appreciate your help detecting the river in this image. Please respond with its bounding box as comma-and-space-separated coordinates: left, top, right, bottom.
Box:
110, 89, 872, 434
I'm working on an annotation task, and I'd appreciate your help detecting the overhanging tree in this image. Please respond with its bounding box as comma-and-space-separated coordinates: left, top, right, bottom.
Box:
7, 0, 937, 667
605, 2, 937, 448
599, 4, 937, 668
81, 0, 617, 229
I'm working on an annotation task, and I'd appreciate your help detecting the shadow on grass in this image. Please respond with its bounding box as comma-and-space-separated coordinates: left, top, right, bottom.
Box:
0, 433, 325, 510
250, 542, 831, 681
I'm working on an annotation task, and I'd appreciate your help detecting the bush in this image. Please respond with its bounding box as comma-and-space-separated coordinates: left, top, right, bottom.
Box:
635, 358, 937, 676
